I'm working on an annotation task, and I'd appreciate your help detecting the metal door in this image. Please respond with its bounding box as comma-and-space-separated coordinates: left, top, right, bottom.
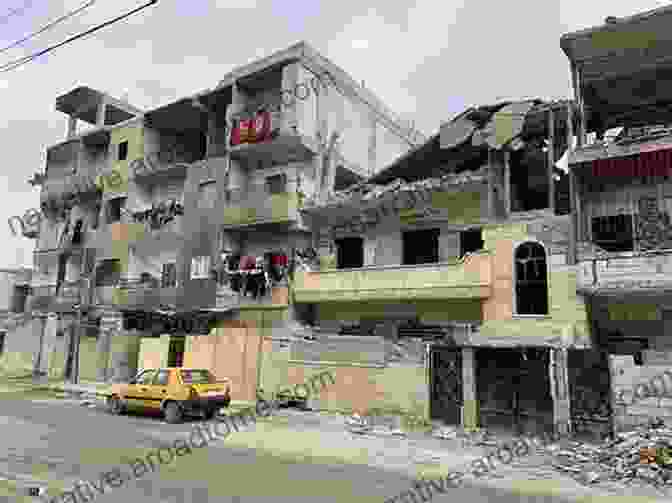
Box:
569, 349, 613, 439
430, 347, 462, 425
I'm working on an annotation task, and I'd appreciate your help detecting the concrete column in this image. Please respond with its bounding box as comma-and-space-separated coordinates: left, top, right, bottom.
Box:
67, 116, 78, 139
97, 310, 121, 382
39, 314, 59, 376
206, 112, 217, 158
551, 348, 572, 436
95, 327, 112, 382
462, 347, 479, 431
96, 101, 107, 127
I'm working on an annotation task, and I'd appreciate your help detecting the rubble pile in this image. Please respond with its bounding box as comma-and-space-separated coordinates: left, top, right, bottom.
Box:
306, 166, 489, 209
548, 421, 672, 489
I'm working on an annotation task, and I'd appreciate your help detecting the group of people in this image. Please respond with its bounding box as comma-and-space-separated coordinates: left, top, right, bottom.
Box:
217, 252, 290, 299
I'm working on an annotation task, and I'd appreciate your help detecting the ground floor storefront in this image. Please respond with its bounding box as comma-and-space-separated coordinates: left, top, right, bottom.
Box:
584, 291, 672, 432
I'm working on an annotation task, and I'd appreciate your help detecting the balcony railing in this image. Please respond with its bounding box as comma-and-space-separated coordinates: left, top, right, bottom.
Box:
114, 279, 180, 309
93, 285, 126, 306
577, 248, 672, 293
222, 191, 301, 227
292, 252, 493, 303
88, 223, 146, 260
215, 284, 289, 310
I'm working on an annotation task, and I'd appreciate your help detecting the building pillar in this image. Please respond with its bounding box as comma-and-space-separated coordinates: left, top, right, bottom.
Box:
462, 347, 479, 431
96, 101, 107, 127
67, 116, 78, 139
551, 348, 571, 437
206, 112, 217, 158
97, 310, 121, 382
39, 313, 59, 377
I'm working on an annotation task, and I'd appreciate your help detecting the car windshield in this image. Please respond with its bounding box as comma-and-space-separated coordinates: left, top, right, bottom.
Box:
181, 369, 216, 384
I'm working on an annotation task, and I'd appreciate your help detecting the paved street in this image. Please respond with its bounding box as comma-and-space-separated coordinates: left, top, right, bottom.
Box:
0, 395, 634, 503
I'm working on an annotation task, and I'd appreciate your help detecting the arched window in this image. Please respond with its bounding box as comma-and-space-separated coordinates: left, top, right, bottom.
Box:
514, 241, 548, 315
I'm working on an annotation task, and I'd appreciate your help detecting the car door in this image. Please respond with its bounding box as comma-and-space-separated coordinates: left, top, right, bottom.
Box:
127, 369, 157, 410
145, 369, 171, 412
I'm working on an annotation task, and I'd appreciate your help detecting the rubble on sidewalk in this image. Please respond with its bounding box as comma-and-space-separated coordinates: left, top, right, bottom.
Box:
547, 419, 672, 491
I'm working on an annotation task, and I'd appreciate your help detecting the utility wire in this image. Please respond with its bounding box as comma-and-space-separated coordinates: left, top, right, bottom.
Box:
0, 0, 33, 26
0, 0, 96, 57
0, 0, 158, 73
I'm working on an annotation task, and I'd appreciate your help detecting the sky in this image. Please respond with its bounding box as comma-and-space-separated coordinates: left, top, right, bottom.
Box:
0, 0, 667, 269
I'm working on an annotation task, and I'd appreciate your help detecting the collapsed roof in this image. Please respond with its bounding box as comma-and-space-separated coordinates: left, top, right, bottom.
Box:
304, 99, 575, 215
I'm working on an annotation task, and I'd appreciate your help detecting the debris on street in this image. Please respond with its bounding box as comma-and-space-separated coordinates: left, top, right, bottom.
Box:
547, 420, 672, 490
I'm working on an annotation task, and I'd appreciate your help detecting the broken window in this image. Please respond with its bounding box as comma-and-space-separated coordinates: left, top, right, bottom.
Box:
265, 174, 287, 195
509, 141, 550, 212
161, 262, 177, 288
107, 197, 126, 224
190, 255, 211, 279
118, 141, 128, 161
335, 237, 364, 269
514, 241, 548, 315
591, 215, 634, 252
71, 219, 84, 245
402, 228, 439, 265
460, 228, 484, 257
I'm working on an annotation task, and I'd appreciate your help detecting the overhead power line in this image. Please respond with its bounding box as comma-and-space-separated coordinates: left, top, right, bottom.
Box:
0, 0, 97, 57
0, 0, 33, 26
0, 0, 158, 74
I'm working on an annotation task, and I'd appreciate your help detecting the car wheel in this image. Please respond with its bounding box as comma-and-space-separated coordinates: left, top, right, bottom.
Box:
164, 402, 183, 424
108, 396, 124, 415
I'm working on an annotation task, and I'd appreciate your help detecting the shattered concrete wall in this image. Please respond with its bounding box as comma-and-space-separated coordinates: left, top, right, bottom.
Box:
610, 354, 672, 431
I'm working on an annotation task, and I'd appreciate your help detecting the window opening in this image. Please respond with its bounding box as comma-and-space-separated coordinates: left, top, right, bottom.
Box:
95, 259, 121, 287
460, 228, 484, 257
335, 237, 364, 269
402, 228, 439, 265
510, 142, 550, 212
153, 369, 170, 385
591, 214, 634, 252
161, 263, 177, 288
118, 141, 128, 161
515, 241, 549, 315
168, 337, 185, 367
107, 198, 126, 224
265, 173, 287, 195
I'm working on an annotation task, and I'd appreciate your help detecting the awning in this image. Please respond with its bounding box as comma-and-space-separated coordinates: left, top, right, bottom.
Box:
590, 147, 672, 177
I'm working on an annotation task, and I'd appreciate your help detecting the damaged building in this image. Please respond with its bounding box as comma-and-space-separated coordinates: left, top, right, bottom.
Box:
16, 42, 419, 401
562, 6, 672, 431
294, 98, 604, 438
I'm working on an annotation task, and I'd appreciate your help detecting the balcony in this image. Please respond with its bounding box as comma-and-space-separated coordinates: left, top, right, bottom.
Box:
215, 284, 290, 310
577, 249, 672, 294
114, 281, 180, 310
93, 286, 126, 306
50, 281, 83, 312
88, 223, 146, 260
222, 192, 301, 228
292, 252, 493, 303
28, 284, 57, 312
228, 110, 318, 165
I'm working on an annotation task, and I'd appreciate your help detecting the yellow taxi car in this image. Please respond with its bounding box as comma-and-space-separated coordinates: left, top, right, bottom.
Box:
106, 368, 231, 423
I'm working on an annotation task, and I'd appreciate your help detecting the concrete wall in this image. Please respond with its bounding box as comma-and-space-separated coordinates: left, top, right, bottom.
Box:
479, 218, 589, 344
0, 272, 14, 311
0, 318, 43, 375
610, 354, 672, 430
184, 319, 261, 402
138, 335, 170, 370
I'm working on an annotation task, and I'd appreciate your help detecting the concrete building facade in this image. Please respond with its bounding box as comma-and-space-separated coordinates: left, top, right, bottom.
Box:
562, 5, 672, 431
23, 42, 421, 398
293, 100, 603, 437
